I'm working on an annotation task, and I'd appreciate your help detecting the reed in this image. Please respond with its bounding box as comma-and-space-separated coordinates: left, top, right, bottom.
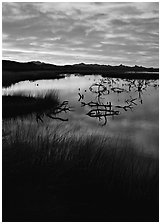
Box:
2, 92, 59, 119
2, 119, 159, 222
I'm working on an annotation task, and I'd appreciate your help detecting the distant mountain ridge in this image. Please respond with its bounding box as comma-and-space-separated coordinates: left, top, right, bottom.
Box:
2, 60, 159, 72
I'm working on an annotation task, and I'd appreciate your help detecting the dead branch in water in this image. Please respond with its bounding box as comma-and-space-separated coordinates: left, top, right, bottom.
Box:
36, 100, 71, 123
87, 109, 120, 117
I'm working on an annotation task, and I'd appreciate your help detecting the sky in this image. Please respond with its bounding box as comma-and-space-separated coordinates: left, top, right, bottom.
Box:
2, 2, 159, 67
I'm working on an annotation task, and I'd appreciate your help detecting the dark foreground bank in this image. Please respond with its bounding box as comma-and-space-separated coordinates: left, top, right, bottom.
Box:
2, 93, 59, 119
3, 121, 159, 222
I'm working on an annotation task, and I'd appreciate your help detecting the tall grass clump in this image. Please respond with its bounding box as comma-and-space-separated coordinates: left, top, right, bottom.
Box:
2, 91, 59, 119
3, 120, 159, 222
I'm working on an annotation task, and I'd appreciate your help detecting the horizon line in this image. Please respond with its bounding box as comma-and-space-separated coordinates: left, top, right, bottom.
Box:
2, 59, 159, 69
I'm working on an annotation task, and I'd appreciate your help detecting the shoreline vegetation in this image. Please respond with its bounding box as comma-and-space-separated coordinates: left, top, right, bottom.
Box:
2, 108, 159, 221
2, 60, 159, 87
2, 93, 59, 119
3, 120, 159, 221
2, 93, 72, 122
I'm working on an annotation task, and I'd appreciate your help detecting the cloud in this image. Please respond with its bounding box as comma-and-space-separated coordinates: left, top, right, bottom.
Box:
2, 2, 159, 67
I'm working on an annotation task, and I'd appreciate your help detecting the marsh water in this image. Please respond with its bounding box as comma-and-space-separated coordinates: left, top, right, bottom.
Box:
3, 75, 159, 157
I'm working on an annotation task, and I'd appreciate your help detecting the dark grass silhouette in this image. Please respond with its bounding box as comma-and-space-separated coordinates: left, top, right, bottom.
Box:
3, 71, 65, 87
3, 70, 159, 87
3, 121, 159, 222
2, 92, 59, 119
2, 60, 159, 87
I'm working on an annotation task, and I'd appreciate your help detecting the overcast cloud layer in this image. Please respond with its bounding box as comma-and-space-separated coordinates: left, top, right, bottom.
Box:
2, 2, 159, 67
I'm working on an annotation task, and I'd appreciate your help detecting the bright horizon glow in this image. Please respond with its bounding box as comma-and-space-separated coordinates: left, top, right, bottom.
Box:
2, 2, 159, 67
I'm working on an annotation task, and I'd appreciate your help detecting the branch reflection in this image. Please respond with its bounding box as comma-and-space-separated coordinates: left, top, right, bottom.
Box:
78, 77, 158, 126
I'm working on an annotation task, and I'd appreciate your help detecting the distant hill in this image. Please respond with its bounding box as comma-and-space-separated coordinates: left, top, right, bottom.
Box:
2, 60, 159, 73
2, 60, 57, 71
2, 60, 159, 87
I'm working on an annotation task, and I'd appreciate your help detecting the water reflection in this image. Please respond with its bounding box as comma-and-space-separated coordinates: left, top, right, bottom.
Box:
2, 75, 159, 156
75, 77, 158, 128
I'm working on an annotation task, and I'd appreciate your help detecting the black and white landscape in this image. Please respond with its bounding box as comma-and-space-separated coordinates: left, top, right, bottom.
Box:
2, 2, 159, 222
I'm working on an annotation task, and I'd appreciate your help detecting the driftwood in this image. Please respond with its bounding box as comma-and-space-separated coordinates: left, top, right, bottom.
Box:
125, 97, 137, 105
80, 78, 158, 126
36, 100, 71, 123
114, 104, 133, 111
81, 101, 112, 109
78, 93, 84, 101
87, 109, 120, 117
82, 100, 133, 112
111, 87, 128, 93
46, 114, 68, 121
89, 83, 107, 94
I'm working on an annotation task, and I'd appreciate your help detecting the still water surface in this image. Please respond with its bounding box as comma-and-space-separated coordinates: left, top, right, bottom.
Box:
3, 75, 159, 156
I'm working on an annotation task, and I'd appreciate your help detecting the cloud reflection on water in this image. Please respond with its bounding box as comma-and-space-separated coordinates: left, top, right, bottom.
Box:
2, 75, 159, 157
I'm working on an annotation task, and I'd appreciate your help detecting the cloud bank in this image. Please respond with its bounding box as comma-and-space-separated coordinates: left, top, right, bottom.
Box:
2, 2, 159, 67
